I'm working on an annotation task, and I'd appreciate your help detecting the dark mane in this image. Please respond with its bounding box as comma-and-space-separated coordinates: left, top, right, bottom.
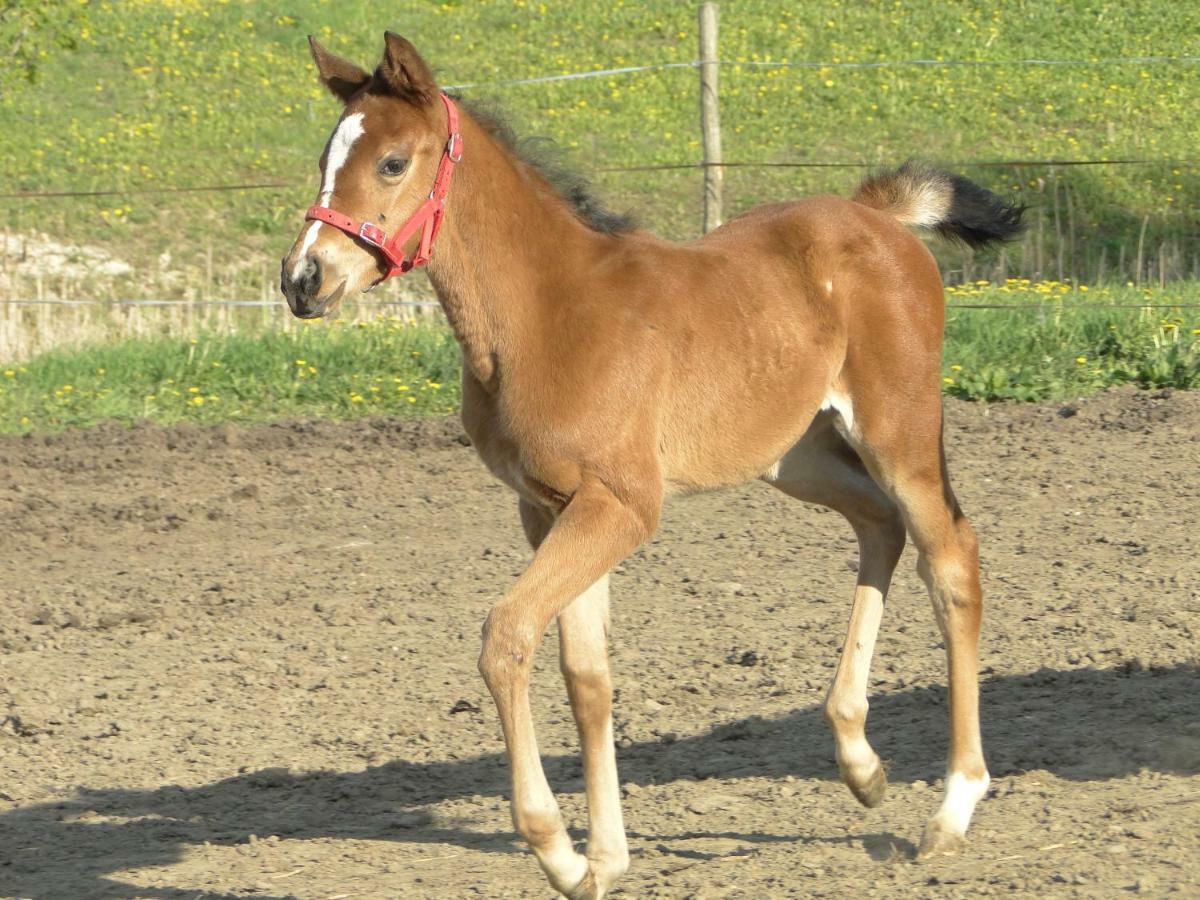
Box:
450, 95, 636, 236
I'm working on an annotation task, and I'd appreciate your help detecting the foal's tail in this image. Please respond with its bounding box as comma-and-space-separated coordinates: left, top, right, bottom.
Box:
852, 161, 1026, 249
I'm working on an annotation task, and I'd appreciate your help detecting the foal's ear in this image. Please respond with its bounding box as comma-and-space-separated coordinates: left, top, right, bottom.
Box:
308, 36, 370, 103
377, 31, 437, 105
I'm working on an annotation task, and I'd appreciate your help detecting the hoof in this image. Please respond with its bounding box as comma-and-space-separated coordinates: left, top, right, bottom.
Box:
564, 870, 604, 900
559, 853, 630, 900
845, 761, 888, 808
917, 819, 966, 860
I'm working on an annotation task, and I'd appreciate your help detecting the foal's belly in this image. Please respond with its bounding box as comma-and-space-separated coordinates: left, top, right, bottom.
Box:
658, 361, 833, 494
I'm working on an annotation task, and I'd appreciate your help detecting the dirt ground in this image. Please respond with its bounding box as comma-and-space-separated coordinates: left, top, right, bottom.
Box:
1, 387, 1197, 899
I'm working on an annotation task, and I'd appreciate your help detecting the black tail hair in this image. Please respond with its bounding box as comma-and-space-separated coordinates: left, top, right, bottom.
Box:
853, 161, 1026, 250
937, 169, 1027, 249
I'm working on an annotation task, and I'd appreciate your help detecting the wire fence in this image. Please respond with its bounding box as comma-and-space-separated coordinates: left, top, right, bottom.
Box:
4, 54, 1200, 201
444, 54, 1200, 89
5, 156, 1200, 201
3, 34, 1199, 304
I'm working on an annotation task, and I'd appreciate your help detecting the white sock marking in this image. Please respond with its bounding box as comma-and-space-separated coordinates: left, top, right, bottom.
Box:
292, 111, 366, 280
936, 771, 990, 836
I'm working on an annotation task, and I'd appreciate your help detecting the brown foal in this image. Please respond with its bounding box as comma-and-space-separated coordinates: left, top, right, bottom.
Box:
281, 33, 1025, 899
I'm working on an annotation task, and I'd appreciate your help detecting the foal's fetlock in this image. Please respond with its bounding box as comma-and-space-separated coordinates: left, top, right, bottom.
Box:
562, 854, 629, 900
917, 770, 988, 859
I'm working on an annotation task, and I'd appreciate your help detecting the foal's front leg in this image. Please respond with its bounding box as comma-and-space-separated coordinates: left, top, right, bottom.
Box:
480, 480, 654, 899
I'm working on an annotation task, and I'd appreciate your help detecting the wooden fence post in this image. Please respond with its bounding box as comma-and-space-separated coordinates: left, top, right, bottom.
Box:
698, 2, 722, 233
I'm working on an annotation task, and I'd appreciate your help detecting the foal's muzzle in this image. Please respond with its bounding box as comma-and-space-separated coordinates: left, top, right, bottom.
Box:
281, 254, 325, 318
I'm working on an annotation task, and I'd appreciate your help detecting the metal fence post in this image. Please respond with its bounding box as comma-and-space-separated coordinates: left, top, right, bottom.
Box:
698, 2, 723, 233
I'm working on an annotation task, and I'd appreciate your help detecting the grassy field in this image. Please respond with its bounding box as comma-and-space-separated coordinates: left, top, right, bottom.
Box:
2, 283, 1197, 433
1, 0, 1198, 300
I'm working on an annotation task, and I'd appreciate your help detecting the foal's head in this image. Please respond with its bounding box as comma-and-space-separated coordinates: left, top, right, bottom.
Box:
281, 33, 449, 318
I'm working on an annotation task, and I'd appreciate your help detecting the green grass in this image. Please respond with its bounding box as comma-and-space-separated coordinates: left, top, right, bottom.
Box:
2, 0, 1198, 293
0, 316, 462, 431
941, 281, 1200, 401
2, 284, 1197, 433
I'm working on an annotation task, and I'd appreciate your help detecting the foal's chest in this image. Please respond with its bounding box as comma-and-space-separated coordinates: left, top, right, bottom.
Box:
459, 376, 580, 513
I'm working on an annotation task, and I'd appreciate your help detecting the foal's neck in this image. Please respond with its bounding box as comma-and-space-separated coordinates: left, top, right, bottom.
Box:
425, 116, 609, 387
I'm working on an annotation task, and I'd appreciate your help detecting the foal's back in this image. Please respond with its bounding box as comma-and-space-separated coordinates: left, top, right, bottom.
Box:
593, 194, 945, 492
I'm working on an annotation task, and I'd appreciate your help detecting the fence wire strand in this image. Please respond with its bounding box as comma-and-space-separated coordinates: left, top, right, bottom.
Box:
4, 157, 1198, 201
445, 54, 1200, 89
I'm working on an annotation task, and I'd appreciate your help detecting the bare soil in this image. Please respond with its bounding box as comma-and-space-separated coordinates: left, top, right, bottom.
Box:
1, 387, 1197, 899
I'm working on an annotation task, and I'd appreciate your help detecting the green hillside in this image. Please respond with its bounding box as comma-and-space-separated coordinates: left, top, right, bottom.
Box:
1, 0, 1197, 295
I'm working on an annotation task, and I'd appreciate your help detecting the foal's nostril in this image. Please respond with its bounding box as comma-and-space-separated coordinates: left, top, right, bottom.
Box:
283, 254, 323, 312
298, 254, 322, 298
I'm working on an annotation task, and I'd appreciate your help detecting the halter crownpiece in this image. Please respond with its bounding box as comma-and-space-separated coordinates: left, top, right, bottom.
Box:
305, 92, 462, 280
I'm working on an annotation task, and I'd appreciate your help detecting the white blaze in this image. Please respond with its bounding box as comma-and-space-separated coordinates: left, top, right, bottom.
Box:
292, 112, 366, 279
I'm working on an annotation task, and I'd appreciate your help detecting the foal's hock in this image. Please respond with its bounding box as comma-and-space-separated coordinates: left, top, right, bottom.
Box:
280, 31, 1025, 900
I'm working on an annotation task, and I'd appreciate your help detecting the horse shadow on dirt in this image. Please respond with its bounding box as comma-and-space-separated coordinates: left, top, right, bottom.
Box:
1, 663, 1196, 898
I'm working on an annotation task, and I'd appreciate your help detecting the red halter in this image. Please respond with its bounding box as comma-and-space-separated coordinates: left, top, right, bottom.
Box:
304, 92, 462, 280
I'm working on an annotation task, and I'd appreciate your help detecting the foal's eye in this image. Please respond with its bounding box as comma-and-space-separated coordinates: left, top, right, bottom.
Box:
379, 157, 409, 177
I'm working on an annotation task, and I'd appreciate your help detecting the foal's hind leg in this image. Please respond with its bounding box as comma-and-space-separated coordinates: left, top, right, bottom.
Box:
844, 404, 989, 857
763, 416, 906, 807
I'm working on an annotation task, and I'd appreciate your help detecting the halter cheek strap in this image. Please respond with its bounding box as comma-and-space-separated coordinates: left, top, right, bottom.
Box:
304, 92, 462, 280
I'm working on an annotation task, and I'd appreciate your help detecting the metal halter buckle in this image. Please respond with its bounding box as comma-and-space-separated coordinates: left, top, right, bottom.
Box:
358, 222, 386, 246
446, 132, 463, 163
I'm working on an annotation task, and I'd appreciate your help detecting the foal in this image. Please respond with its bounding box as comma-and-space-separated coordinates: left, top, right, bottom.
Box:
281, 33, 1024, 899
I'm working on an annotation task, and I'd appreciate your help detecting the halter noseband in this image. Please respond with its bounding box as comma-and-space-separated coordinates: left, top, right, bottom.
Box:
304, 92, 462, 280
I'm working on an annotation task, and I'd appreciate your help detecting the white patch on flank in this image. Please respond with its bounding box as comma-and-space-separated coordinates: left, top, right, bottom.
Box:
291, 112, 366, 280
825, 279, 834, 294
934, 771, 990, 837
820, 390, 855, 434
